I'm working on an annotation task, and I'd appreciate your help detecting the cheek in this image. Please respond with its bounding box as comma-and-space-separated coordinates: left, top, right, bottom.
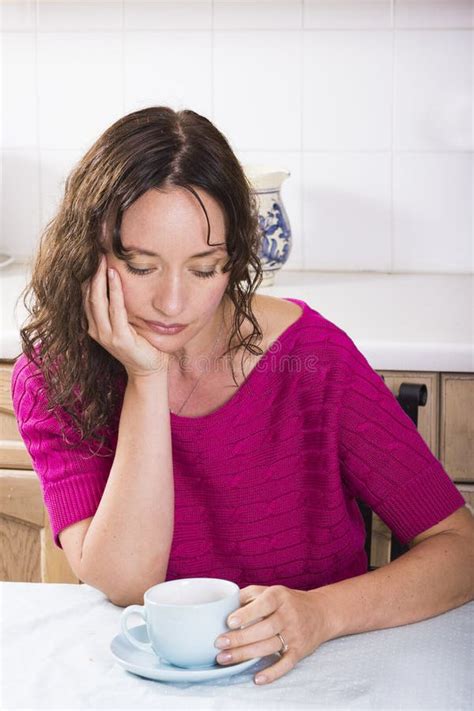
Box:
202, 276, 230, 310
117, 278, 144, 314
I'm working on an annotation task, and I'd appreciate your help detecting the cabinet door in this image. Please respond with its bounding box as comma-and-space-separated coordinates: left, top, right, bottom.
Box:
440, 374, 474, 484
0, 363, 33, 469
0, 469, 79, 583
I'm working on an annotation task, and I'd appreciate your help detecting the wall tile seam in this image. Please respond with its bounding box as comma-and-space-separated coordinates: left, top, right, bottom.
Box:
3, 28, 471, 34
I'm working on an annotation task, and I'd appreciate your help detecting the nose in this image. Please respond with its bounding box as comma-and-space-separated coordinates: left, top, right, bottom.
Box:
151, 270, 186, 318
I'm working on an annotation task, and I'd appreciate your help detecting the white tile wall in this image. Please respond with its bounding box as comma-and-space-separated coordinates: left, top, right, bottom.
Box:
303, 30, 392, 150
2, 33, 37, 148
1, 0, 473, 273
394, 30, 472, 150
0, 1, 36, 31
1, 150, 41, 258
37, 32, 123, 150
40, 149, 83, 226
124, 31, 213, 117
393, 152, 472, 272
37, 1, 123, 31
214, 1, 303, 30
303, 152, 392, 271
394, 0, 473, 29
213, 30, 302, 151
123, 1, 212, 30
304, 0, 392, 29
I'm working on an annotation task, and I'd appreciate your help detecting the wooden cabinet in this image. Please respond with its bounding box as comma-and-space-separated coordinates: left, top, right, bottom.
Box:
370, 370, 473, 568
439, 374, 474, 483
1, 359, 473, 581
0, 469, 78, 583
0, 365, 33, 469
0, 363, 78, 583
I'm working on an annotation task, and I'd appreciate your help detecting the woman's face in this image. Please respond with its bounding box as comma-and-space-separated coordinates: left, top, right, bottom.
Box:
105, 186, 231, 355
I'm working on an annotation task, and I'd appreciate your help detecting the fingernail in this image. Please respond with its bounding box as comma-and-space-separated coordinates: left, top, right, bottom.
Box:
217, 652, 232, 663
255, 674, 267, 685
228, 617, 240, 629
108, 268, 115, 280
214, 637, 230, 649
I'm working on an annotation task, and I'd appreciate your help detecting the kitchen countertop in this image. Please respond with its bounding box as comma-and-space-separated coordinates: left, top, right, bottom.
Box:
1, 262, 472, 372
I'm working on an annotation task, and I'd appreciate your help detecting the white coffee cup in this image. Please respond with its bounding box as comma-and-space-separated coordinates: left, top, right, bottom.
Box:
120, 577, 240, 668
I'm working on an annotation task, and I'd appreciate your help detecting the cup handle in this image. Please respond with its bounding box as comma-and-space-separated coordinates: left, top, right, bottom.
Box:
120, 604, 153, 652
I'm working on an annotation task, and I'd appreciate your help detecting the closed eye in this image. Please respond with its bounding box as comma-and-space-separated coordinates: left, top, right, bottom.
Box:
125, 264, 154, 276
193, 270, 218, 279
125, 264, 218, 279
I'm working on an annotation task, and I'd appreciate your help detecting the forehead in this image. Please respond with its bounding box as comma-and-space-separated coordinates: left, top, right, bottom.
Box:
120, 187, 227, 255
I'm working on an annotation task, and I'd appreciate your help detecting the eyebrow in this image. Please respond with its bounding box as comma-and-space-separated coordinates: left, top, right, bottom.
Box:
124, 246, 227, 258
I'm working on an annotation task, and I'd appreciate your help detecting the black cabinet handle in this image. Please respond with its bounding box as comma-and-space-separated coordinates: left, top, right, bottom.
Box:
396, 382, 428, 427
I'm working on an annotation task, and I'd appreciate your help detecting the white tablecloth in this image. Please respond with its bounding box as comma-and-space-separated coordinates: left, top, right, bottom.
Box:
1, 582, 473, 710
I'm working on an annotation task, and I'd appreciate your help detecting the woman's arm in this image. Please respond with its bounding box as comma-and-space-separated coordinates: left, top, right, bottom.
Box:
312, 506, 474, 641
79, 372, 174, 607
212, 507, 474, 685
76, 256, 174, 606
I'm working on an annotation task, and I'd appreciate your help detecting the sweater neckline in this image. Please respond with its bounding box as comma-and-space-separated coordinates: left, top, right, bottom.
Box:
170, 297, 308, 426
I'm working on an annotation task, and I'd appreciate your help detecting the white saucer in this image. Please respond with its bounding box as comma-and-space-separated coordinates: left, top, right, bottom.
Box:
110, 624, 262, 683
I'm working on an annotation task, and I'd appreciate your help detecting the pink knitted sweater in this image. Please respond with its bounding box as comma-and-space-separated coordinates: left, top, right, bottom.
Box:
11, 298, 465, 590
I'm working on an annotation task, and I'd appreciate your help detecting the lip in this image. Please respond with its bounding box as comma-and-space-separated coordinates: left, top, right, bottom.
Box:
144, 320, 188, 335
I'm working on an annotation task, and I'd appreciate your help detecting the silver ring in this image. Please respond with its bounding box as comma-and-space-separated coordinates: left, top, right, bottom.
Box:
276, 632, 289, 656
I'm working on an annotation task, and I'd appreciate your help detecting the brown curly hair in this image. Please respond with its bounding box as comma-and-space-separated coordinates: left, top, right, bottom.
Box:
15, 106, 264, 454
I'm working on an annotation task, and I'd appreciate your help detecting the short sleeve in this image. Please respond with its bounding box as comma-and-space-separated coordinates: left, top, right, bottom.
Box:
332, 330, 466, 545
11, 353, 117, 549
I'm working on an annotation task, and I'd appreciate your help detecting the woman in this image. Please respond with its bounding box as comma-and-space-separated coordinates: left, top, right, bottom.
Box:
11, 106, 474, 686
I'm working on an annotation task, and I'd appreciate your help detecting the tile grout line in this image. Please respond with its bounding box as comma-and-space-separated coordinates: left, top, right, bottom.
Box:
8, 28, 474, 34
301, 0, 305, 270
211, 0, 214, 120
34, 0, 42, 235
390, 0, 395, 273
121, 0, 125, 115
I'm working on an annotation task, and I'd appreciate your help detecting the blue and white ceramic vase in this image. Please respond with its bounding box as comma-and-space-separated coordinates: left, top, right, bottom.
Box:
243, 164, 292, 286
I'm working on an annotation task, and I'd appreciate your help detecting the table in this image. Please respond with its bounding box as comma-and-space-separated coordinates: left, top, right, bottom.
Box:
1, 582, 473, 710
